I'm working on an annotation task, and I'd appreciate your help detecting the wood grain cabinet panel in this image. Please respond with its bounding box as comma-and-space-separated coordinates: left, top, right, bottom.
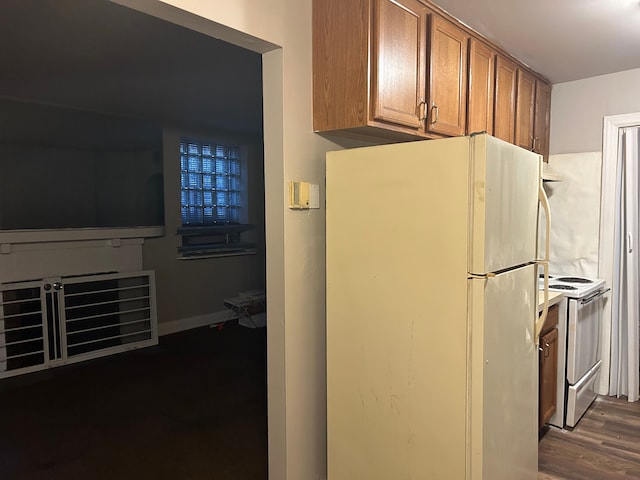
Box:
539, 327, 559, 428
539, 303, 559, 429
534, 80, 552, 159
372, 0, 428, 129
427, 14, 468, 136
312, 0, 370, 132
515, 68, 536, 150
493, 55, 517, 143
312, 0, 551, 147
312, 0, 432, 141
467, 39, 495, 135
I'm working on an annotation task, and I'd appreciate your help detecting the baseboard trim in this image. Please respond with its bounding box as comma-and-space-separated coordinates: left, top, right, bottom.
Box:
158, 310, 236, 336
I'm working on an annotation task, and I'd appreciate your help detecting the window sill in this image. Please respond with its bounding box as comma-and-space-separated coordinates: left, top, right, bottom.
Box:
177, 248, 257, 260
177, 224, 255, 260
0, 226, 165, 245
177, 224, 254, 235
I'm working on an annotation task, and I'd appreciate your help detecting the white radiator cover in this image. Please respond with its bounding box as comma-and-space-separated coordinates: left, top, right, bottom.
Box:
0, 270, 158, 378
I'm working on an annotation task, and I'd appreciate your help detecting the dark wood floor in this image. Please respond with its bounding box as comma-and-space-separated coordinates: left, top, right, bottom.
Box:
539, 396, 640, 479
4, 324, 639, 480
0, 322, 268, 480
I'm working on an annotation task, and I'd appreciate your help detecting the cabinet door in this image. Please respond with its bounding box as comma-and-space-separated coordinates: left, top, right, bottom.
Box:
539, 327, 558, 428
493, 55, 517, 143
372, 0, 427, 129
534, 80, 551, 158
515, 69, 536, 150
427, 14, 468, 136
467, 38, 494, 135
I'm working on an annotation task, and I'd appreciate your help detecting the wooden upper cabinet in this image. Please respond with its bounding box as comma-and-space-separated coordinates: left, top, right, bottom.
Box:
312, 0, 432, 141
515, 69, 536, 151
312, 0, 370, 133
467, 39, 495, 135
427, 15, 468, 136
372, 0, 428, 129
493, 55, 517, 143
311, 0, 551, 145
534, 80, 552, 158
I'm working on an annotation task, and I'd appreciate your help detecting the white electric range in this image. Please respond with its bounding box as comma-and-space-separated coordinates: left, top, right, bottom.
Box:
539, 274, 609, 428
541, 274, 606, 299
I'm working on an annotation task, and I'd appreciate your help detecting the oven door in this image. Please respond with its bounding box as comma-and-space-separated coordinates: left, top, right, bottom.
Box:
566, 289, 606, 384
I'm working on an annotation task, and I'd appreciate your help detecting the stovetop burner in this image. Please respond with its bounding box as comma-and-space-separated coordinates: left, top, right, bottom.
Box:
556, 277, 593, 284
548, 284, 578, 290
540, 274, 606, 298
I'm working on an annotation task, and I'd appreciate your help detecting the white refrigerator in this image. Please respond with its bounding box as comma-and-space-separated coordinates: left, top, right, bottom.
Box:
326, 134, 550, 480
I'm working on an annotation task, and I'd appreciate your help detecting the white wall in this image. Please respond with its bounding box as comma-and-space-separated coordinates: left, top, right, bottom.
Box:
545, 152, 602, 277
142, 127, 266, 331
114, 1, 342, 478
547, 68, 640, 276
116, 5, 640, 479
0, 101, 164, 230
550, 67, 640, 154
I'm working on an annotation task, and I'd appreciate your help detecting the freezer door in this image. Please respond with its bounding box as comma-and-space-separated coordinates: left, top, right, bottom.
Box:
468, 264, 538, 480
469, 134, 540, 274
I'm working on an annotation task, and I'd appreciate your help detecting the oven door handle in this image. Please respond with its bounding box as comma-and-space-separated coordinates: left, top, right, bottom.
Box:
535, 179, 551, 345
580, 287, 610, 305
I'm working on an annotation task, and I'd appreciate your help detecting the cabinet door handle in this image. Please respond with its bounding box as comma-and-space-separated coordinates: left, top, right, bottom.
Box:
431, 104, 439, 125
418, 99, 427, 122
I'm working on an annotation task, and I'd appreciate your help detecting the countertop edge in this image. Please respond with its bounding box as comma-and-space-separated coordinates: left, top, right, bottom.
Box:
538, 290, 564, 311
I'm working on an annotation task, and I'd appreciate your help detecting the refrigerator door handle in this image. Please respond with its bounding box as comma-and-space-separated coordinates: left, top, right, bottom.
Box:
468, 272, 496, 279
535, 182, 551, 345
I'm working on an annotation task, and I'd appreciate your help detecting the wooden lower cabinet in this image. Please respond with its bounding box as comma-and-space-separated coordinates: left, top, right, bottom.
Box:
539, 305, 559, 428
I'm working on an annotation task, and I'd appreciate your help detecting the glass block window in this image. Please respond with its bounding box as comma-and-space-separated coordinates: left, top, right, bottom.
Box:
180, 139, 242, 225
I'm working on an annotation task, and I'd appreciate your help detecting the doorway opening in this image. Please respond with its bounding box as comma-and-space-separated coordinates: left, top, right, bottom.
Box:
599, 112, 640, 402
0, 0, 277, 477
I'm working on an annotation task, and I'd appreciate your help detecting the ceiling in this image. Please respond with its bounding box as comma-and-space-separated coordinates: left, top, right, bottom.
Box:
432, 0, 640, 84
0, 0, 263, 135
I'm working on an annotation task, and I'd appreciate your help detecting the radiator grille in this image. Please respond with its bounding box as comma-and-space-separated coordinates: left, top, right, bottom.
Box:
0, 271, 157, 378
0, 285, 45, 371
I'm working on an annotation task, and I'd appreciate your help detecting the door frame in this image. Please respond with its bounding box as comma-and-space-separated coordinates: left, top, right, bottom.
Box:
598, 112, 640, 394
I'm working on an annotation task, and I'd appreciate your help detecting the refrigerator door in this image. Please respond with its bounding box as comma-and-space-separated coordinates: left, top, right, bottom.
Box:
468, 264, 538, 480
326, 137, 472, 480
469, 134, 540, 274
